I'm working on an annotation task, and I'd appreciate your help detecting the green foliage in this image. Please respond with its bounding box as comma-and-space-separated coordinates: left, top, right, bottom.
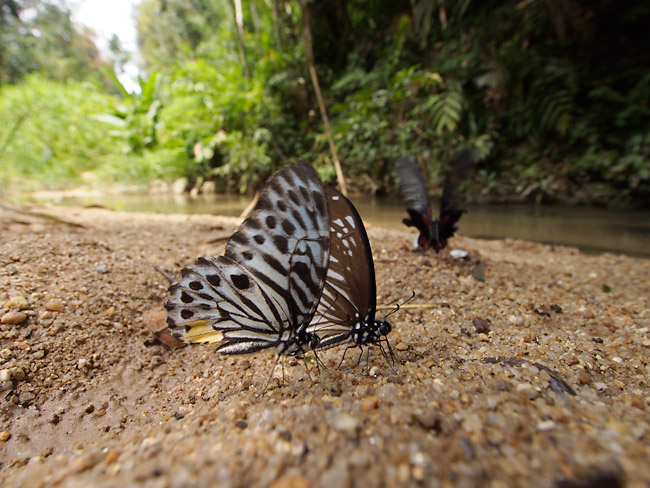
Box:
0, 74, 118, 189
1, 0, 648, 207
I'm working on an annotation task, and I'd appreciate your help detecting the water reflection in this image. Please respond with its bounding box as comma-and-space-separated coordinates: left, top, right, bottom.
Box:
33, 194, 650, 258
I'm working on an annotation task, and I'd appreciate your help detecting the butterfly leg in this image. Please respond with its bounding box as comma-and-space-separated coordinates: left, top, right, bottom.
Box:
379, 339, 399, 374
336, 344, 356, 369
260, 354, 283, 396
300, 354, 315, 385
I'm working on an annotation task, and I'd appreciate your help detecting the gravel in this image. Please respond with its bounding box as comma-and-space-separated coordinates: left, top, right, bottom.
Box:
0, 204, 648, 487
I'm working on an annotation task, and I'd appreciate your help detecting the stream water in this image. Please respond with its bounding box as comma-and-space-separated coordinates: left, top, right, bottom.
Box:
31, 193, 650, 258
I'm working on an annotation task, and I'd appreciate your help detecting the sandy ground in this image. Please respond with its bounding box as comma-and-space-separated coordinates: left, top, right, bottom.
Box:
0, 204, 648, 488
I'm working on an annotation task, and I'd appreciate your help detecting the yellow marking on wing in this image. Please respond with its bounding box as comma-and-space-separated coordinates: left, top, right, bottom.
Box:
182, 320, 224, 344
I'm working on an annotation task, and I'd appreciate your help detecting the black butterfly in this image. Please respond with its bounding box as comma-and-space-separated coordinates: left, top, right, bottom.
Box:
396, 149, 473, 251
308, 187, 395, 367
165, 162, 330, 359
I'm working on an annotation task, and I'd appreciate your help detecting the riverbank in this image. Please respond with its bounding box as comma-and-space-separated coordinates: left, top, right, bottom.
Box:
0, 205, 648, 487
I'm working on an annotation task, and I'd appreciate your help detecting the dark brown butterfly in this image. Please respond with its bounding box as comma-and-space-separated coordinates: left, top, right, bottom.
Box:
308, 188, 395, 367
396, 149, 474, 251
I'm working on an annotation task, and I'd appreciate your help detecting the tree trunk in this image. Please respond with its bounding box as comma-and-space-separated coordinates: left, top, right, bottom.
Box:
229, 0, 251, 78
300, 0, 347, 196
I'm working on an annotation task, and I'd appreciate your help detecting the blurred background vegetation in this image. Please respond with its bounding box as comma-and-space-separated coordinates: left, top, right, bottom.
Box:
1, 0, 648, 207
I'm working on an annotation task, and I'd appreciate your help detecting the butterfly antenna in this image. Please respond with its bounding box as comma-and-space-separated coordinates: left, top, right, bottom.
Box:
382, 291, 416, 321
154, 265, 174, 284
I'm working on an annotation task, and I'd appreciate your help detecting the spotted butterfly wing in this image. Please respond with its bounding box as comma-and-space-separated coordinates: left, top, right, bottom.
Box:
165, 162, 330, 356
308, 187, 391, 352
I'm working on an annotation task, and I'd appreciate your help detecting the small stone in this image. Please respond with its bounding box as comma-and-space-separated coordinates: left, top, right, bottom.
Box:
96, 262, 108, 274
269, 475, 310, 488
105, 450, 120, 464
141, 310, 167, 331
368, 366, 379, 376
516, 382, 538, 399
234, 420, 247, 429
577, 370, 592, 385
593, 337, 604, 344
85, 404, 95, 414
44, 300, 64, 312
395, 341, 409, 351
328, 411, 359, 435
10, 367, 25, 380
413, 412, 441, 431
0, 369, 12, 381
594, 382, 608, 391
105, 306, 116, 318
5, 295, 29, 310
19, 391, 35, 403
0, 348, 12, 359
508, 315, 523, 326
360, 395, 379, 411
0, 431, 10, 441
472, 317, 491, 333
536, 420, 556, 431
1, 311, 27, 325
174, 411, 185, 420
71, 451, 103, 473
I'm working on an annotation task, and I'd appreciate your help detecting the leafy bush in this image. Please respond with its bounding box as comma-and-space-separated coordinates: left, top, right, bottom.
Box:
0, 74, 119, 189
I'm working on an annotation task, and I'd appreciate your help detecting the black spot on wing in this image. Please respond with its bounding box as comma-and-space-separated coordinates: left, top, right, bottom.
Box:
206, 274, 220, 287
273, 235, 289, 254
242, 251, 253, 260
180, 292, 194, 303
231, 273, 250, 290
314, 191, 326, 216
291, 209, 305, 229
189, 281, 203, 291
253, 234, 265, 244
299, 185, 310, 200
266, 215, 277, 229
181, 309, 194, 319
281, 219, 296, 236
277, 200, 287, 212
287, 190, 300, 205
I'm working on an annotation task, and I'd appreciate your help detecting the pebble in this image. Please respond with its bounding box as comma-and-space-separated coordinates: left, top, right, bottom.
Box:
10, 367, 25, 380
104, 450, 120, 464
5, 295, 29, 309
1, 311, 27, 325
537, 420, 556, 432
360, 395, 379, 411
44, 300, 64, 312
71, 451, 103, 473
327, 411, 359, 435
0, 431, 10, 441
270, 475, 310, 488
0, 348, 12, 359
96, 262, 108, 274
508, 315, 523, 326
0, 369, 11, 382
395, 341, 409, 351
515, 382, 539, 399
413, 412, 441, 431
19, 391, 35, 403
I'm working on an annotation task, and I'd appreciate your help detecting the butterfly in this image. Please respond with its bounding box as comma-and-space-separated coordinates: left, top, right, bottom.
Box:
308, 187, 395, 367
396, 149, 473, 251
165, 162, 330, 359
